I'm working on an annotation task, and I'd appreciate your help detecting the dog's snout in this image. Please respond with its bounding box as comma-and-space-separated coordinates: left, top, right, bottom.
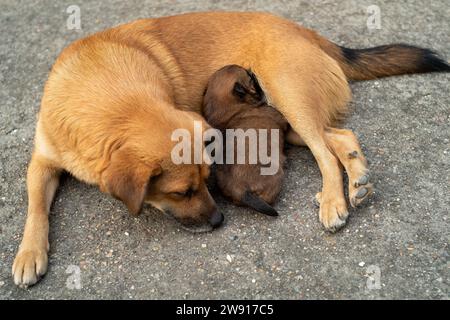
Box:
209, 211, 224, 228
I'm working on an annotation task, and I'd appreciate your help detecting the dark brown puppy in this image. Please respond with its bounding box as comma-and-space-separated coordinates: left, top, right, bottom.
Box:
203, 65, 288, 216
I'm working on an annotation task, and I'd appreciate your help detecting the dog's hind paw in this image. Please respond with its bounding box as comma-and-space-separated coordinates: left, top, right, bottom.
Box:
349, 173, 373, 207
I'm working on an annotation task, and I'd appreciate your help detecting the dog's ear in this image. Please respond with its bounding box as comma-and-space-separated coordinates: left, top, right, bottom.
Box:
101, 150, 162, 215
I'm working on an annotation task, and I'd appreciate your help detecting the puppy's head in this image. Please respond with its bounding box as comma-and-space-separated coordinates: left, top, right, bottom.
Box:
100, 109, 223, 233
203, 65, 266, 129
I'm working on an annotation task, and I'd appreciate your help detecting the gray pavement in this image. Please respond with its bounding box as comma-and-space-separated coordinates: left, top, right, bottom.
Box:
0, 0, 449, 299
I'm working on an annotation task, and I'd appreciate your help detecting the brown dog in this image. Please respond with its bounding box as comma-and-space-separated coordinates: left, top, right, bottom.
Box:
13, 12, 449, 287
203, 65, 288, 216
12, 34, 224, 287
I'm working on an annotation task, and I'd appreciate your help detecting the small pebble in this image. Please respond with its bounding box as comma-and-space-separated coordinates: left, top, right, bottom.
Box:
359, 261, 365, 267
201, 243, 207, 248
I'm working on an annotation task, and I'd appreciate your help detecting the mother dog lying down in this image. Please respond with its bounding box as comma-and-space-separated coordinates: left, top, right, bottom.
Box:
13, 12, 449, 287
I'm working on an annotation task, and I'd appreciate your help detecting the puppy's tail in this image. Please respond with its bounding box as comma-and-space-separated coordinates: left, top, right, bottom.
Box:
316, 36, 450, 80
241, 191, 279, 216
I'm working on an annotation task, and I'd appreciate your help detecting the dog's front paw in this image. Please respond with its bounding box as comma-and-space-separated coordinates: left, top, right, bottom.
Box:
12, 248, 48, 288
316, 192, 349, 233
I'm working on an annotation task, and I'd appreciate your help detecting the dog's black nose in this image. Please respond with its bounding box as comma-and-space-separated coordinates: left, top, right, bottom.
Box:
209, 211, 224, 228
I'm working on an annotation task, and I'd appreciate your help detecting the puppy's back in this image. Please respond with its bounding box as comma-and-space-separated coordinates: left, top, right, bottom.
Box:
218, 105, 287, 205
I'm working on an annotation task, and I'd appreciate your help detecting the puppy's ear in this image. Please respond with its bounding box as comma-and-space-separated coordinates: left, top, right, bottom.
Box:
233, 82, 247, 99
101, 150, 162, 215
241, 191, 279, 216
246, 69, 266, 103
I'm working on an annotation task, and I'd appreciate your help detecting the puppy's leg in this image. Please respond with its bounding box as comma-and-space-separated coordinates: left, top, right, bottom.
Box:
12, 153, 61, 287
325, 128, 373, 207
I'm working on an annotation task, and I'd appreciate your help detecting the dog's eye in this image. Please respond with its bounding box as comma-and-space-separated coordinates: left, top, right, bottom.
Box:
172, 189, 194, 198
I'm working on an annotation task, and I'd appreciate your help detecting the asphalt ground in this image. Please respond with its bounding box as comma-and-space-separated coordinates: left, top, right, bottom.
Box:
0, 0, 449, 299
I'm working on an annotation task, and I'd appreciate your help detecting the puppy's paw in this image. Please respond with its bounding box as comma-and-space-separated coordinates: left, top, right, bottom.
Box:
12, 248, 48, 288
317, 192, 348, 233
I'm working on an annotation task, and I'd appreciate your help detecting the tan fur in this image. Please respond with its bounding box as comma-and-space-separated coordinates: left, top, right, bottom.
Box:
14, 12, 381, 286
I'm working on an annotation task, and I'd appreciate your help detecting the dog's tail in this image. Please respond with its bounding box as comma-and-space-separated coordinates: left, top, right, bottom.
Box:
241, 191, 279, 216
316, 36, 450, 80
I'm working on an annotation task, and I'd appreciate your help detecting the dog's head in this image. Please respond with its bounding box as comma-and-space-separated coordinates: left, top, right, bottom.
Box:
145, 160, 221, 232
203, 64, 266, 129
100, 109, 223, 233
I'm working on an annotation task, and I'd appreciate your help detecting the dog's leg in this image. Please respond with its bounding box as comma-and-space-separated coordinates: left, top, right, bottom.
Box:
305, 133, 348, 232
12, 153, 61, 287
273, 98, 349, 232
257, 46, 352, 232
324, 128, 373, 207
286, 129, 347, 231
288, 127, 373, 208
271, 116, 349, 231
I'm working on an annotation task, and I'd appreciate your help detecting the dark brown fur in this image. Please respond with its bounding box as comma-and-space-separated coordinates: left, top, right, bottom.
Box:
203, 65, 288, 214
313, 37, 450, 81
